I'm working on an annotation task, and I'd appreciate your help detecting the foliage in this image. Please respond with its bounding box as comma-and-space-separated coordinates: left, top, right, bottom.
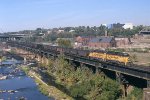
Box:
131, 54, 138, 62
1, 56, 7, 61
37, 54, 147, 100
126, 87, 143, 100
18, 25, 145, 43
21, 66, 30, 74
70, 81, 92, 98
69, 72, 121, 100
52, 55, 74, 84
100, 78, 121, 100
106, 48, 126, 52
57, 39, 72, 47
37, 82, 49, 96
46, 56, 122, 99
130, 48, 149, 53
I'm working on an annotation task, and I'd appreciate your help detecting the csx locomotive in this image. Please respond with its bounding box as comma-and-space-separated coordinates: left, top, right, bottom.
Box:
8, 41, 131, 66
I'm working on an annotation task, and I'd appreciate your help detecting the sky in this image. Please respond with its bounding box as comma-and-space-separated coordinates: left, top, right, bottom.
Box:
0, 0, 150, 32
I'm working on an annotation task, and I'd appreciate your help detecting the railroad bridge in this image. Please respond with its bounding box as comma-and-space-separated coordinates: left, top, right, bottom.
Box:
0, 34, 28, 41
5, 41, 150, 98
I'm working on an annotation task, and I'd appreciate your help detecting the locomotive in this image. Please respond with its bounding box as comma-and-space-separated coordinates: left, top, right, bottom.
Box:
88, 50, 131, 66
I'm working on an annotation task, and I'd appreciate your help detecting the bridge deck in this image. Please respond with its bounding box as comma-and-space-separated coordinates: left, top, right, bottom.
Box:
7, 42, 150, 81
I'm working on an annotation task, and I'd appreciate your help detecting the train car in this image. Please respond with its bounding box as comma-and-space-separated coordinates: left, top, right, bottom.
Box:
88, 50, 106, 61
106, 51, 130, 65
77, 50, 90, 57
63, 48, 71, 55
42, 44, 50, 51
35, 44, 44, 50
70, 49, 78, 55
56, 46, 65, 54
48, 46, 57, 52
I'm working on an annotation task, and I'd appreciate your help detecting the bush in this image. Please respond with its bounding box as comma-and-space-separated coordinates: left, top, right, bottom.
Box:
70, 81, 92, 98
46, 55, 122, 100
101, 79, 121, 100
126, 87, 143, 100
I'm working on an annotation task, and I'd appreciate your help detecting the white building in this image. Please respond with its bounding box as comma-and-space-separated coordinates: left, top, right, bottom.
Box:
57, 29, 64, 33
123, 23, 133, 29
69, 30, 75, 32
102, 24, 107, 27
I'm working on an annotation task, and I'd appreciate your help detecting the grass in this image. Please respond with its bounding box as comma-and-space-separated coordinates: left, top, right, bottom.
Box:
29, 71, 73, 100
35, 78, 49, 96
21, 66, 30, 74
129, 52, 150, 66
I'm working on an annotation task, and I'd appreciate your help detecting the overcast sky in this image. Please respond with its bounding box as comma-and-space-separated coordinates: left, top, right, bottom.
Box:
0, 0, 150, 32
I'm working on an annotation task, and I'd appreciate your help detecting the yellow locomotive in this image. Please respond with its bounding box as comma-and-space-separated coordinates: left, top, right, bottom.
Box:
89, 50, 131, 66
89, 50, 106, 61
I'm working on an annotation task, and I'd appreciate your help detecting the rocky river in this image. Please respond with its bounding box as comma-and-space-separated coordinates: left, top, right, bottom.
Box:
0, 58, 54, 100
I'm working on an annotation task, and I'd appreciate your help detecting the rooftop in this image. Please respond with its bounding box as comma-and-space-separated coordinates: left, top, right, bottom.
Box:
89, 37, 114, 43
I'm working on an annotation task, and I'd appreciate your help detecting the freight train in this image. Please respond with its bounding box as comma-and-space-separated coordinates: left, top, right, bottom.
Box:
7, 41, 132, 66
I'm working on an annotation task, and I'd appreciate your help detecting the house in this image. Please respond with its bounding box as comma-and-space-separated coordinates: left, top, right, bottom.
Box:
115, 38, 131, 47
88, 37, 116, 49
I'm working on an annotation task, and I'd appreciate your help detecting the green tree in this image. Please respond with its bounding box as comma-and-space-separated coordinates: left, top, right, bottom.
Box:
57, 39, 72, 47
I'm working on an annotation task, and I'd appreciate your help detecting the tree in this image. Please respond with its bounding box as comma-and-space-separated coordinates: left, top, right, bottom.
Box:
57, 39, 72, 47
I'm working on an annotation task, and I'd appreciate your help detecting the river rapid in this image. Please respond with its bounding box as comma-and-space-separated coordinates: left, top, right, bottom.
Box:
0, 58, 54, 100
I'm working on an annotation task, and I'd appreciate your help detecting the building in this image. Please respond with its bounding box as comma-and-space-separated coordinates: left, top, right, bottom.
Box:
75, 36, 94, 45
57, 29, 64, 33
102, 24, 107, 27
88, 37, 116, 49
115, 38, 131, 47
107, 23, 125, 29
75, 36, 95, 48
140, 31, 150, 39
123, 23, 133, 29
69, 30, 75, 33
106, 23, 133, 29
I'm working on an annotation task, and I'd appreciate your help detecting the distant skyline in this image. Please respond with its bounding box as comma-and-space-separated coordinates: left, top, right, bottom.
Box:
0, 0, 150, 32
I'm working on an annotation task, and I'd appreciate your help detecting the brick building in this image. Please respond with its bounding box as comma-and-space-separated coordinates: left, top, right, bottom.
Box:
88, 37, 116, 49
115, 38, 131, 47
75, 36, 94, 46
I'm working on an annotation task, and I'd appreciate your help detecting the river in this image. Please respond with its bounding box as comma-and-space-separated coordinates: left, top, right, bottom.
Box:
0, 58, 54, 100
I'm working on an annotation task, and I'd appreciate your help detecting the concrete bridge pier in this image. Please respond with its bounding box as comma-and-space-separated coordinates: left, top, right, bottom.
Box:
95, 68, 106, 79
96, 68, 102, 74
45, 57, 49, 66
147, 80, 150, 88
68, 60, 78, 70
31, 53, 36, 59
116, 72, 133, 97
34, 53, 39, 61
41, 56, 44, 64
37, 55, 42, 62
41, 56, 49, 66
80, 62, 84, 68
24, 57, 27, 64
27, 51, 34, 59
143, 88, 150, 100
116, 72, 121, 83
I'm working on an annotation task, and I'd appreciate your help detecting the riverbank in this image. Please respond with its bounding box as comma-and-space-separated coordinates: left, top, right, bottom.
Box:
23, 66, 73, 100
